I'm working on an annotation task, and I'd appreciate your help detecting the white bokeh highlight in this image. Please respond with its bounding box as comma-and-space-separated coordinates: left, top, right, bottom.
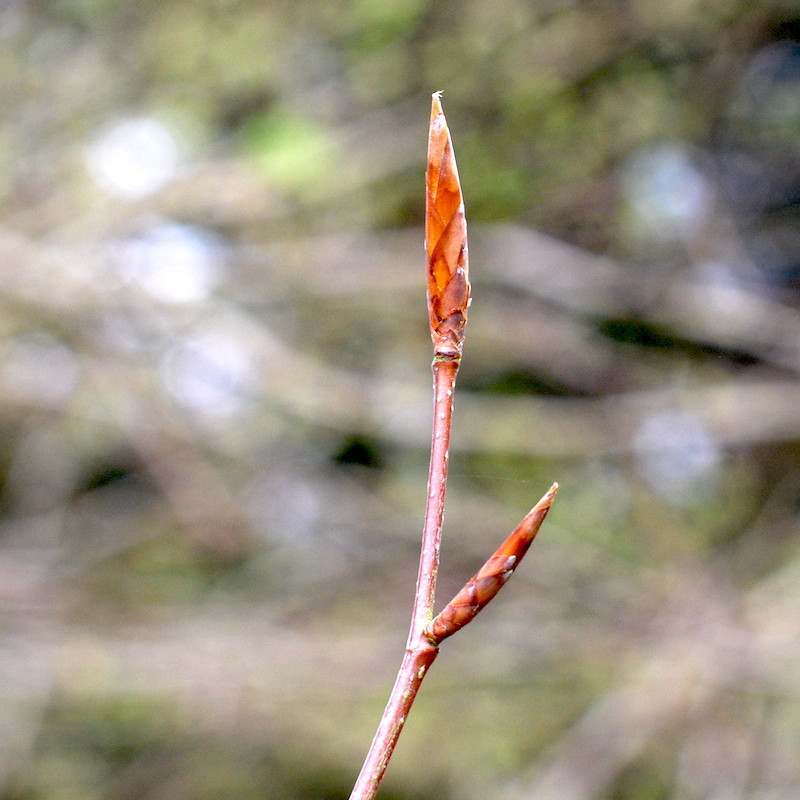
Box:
86, 117, 180, 199
622, 144, 710, 241
112, 223, 224, 304
160, 329, 255, 419
633, 408, 722, 500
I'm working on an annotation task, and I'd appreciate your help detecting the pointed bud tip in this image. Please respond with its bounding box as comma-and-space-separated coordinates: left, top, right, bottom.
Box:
525, 482, 558, 517
431, 91, 443, 119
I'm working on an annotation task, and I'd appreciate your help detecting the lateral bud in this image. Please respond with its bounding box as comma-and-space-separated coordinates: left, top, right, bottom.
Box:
425, 483, 558, 645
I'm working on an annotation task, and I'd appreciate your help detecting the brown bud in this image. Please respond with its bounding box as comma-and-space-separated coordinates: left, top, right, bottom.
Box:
426, 92, 470, 359
425, 483, 558, 644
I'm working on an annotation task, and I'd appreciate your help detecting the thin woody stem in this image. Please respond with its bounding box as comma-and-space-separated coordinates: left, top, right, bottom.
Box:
348, 357, 457, 800
410, 356, 459, 635
348, 645, 438, 800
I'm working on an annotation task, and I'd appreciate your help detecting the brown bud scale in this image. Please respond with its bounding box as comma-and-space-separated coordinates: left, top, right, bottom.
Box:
426, 92, 471, 358
425, 483, 558, 645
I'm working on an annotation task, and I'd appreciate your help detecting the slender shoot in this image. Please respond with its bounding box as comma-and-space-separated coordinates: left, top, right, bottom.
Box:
348, 93, 557, 800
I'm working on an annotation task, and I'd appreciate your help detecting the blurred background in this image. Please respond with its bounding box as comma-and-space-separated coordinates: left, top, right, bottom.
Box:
2, 1, 800, 798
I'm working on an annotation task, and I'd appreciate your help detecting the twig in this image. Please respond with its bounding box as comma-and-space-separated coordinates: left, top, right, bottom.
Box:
348, 93, 557, 800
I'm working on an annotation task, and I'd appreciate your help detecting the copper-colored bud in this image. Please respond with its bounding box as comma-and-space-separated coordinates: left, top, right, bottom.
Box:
425, 483, 558, 644
426, 92, 471, 359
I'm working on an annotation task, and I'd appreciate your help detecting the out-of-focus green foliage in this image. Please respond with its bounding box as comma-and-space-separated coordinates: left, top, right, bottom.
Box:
2, 1, 800, 799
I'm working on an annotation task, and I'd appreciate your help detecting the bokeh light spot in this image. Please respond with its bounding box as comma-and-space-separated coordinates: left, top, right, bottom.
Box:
86, 117, 180, 199
633, 409, 722, 501
112, 223, 224, 304
622, 144, 709, 241
160, 330, 255, 419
